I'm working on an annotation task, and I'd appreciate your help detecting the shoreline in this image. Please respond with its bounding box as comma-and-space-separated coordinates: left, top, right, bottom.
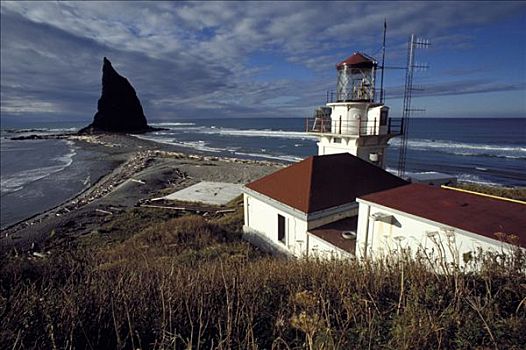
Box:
0, 132, 284, 255
2, 131, 525, 256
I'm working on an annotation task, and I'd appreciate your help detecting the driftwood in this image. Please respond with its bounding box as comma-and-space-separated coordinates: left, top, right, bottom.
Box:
140, 204, 235, 215
95, 209, 113, 215
140, 204, 188, 211
215, 209, 236, 214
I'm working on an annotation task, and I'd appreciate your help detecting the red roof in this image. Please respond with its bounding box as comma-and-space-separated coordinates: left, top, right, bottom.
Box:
246, 153, 408, 214
359, 184, 526, 247
336, 52, 377, 70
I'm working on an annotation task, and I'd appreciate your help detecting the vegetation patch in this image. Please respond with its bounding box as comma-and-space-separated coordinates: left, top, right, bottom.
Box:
1, 206, 525, 349
455, 183, 526, 201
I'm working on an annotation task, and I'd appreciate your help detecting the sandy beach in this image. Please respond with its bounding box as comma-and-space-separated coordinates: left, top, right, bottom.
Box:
0, 133, 283, 255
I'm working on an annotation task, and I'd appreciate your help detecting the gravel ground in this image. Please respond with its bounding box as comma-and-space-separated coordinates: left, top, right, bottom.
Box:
0, 133, 283, 255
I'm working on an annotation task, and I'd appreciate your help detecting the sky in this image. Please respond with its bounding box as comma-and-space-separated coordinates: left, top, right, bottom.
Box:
1, 1, 525, 125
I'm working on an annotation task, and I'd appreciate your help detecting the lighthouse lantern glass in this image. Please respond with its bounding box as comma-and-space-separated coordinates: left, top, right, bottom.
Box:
336, 66, 375, 102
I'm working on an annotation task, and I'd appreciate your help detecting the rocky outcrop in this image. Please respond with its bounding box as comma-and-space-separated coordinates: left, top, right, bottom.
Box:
80, 57, 155, 134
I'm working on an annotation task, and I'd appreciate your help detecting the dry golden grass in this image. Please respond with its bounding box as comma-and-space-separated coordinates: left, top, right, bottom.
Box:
1, 211, 525, 349
455, 182, 526, 202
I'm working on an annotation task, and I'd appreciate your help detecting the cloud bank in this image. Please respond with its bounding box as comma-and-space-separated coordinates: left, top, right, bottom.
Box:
1, 1, 525, 122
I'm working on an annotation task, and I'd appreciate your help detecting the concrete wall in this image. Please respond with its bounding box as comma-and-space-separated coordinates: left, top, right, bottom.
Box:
356, 200, 517, 269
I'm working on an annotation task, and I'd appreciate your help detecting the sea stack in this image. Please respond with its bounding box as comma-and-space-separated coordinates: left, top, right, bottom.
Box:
80, 57, 153, 134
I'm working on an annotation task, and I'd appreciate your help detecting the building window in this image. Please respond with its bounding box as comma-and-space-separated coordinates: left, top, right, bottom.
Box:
278, 214, 286, 244
333, 137, 342, 143
380, 110, 388, 126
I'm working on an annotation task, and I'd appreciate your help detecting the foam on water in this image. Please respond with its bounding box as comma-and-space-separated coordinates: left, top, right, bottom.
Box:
132, 134, 224, 153
389, 138, 526, 159
0, 140, 76, 194
150, 122, 196, 127
133, 133, 303, 162
385, 167, 507, 187
1, 165, 69, 193
199, 127, 318, 140
233, 151, 303, 163
456, 174, 503, 187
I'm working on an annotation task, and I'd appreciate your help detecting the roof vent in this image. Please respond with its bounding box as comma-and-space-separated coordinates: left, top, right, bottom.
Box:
341, 231, 356, 240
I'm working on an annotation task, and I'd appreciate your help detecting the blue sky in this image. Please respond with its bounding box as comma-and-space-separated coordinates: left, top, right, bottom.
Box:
1, 1, 525, 125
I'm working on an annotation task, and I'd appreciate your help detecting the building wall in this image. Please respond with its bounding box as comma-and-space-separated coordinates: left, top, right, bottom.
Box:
356, 201, 516, 269
307, 207, 358, 230
317, 137, 358, 156
307, 233, 353, 260
244, 194, 308, 257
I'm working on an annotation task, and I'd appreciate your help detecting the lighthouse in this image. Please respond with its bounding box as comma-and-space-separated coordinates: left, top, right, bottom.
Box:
306, 52, 402, 168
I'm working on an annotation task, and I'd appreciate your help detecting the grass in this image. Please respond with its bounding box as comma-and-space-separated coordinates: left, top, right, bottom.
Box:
454, 182, 526, 202
1, 202, 525, 349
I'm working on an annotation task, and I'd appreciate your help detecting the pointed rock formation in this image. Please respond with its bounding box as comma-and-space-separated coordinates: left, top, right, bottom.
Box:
80, 57, 154, 134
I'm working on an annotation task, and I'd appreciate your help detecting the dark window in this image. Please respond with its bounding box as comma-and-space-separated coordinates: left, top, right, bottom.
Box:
278, 214, 286, 244
380, 110, 388, 126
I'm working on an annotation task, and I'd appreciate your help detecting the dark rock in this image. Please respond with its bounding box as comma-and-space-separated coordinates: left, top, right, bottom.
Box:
11, 135, 47, 140
79, 57, 155, 134
11, 134, 69, 141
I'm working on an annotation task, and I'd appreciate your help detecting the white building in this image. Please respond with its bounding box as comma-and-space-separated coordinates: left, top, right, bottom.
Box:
241, 51, 524, 264
356, 184, 526, 268
242, 153, 408, 258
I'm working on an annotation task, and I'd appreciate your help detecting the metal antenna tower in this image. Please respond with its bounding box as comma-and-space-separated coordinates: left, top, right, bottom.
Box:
379, 19, 387, 104
397, 34, 430, 177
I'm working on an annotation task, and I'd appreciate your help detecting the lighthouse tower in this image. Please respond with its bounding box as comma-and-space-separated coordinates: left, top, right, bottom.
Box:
306, 52, 402, 168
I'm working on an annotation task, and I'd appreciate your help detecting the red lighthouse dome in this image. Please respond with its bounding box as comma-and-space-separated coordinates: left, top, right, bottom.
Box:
336, 52, 377, 70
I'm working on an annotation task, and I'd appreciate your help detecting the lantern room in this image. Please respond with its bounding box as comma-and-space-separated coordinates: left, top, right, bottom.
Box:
336, 52, 377, 102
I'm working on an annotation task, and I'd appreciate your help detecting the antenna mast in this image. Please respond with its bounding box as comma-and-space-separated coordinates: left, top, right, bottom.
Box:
379, 19, 387, 104
397, 34, 430, 177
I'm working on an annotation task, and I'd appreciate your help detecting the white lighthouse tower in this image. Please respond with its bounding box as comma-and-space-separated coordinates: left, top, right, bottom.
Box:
306, 52, 402, 169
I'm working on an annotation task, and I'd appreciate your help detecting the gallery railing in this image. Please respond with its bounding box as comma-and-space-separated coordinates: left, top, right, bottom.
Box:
305, 117, 403, 137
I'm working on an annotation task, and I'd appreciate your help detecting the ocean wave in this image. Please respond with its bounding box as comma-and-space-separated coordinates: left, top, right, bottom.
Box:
150, 122, 196, 127
456, 174, 503, 187
151, 127, 205, 135
384, 167, 439, 178
1, 165, 67, 194
233, 151, 303, 163
47, 127, 79, 133
1, 140, 76, 194
132, 134, 223, 153
385, 166, 506, 187
11, 127, 78, 134
448, 152, 526, 160
198, 127, 318, 140
132, 134, 302, 162
389, 138, 526, 159
53, 146, 76, 167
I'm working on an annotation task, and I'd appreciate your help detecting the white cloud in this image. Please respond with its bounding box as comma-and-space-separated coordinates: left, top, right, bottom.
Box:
1, 1, 525, 121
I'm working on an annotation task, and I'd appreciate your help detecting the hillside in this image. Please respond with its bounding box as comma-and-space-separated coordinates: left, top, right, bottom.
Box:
1, 197, 525, 350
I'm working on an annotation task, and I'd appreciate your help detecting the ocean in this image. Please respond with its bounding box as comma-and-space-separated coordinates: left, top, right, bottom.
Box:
1, 118, 525, 228
0, 124, 117, 228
